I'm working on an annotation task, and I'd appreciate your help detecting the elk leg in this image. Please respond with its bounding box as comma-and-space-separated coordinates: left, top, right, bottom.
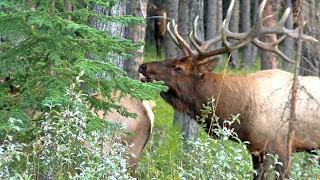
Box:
275, 149, 291, 180
155, 36, 161, 57
252, 152, 268, 180
159, 36, 164, 57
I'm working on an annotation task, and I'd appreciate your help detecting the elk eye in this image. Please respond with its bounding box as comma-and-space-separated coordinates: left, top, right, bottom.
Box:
174, 67, 183, 72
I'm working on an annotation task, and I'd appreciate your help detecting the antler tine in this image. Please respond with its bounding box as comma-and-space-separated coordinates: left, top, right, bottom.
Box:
252, 35, 295, 63
189, 30, 204, 55
221, 0, 250, 50
173, 22, 197, 57
167, 20, 189, 56
283, 21, 318, 42
192, 16, 202, 45
257, 1, 317, 42
167, 21, 180, 48
192, 15, 222, 51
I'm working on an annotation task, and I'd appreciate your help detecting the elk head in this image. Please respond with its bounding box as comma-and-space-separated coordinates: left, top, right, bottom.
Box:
139, 0, 317, 114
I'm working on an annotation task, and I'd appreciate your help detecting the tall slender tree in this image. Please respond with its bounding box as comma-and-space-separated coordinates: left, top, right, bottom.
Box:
165, 0, 179, 58
282, 0, 294, 71
173, 0, 207, 139
250, 0, 259, 65
300, 0, 320, 76
205, 0, 223, 67
260, 0, 278, 69
229, 0, 240, 68
124, 0, 148, 80
240, 0, 252, 68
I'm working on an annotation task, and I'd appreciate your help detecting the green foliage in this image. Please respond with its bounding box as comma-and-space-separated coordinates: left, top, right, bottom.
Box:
137, 97, 254, 179
0, 0, 166, 139
0, 75, 136, 179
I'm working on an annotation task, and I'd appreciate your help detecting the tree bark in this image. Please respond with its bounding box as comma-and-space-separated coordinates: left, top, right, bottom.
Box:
89, 2, 126, 69
282, 0, 294, 71
124, 0, 147, 80
177, 0, 190, 57
300, 0, 320, 76
189, 0, 204, 40
229, 0, 239, 68
173, 0, 201, 139
206, 0, 223, 67
250, 0, 259, 65
240, 0, 252, 68
260, 0, 278, 70
165, 0, 179, 58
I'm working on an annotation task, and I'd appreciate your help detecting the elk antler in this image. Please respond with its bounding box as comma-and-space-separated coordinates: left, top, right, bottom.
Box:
167, 0, 318, 63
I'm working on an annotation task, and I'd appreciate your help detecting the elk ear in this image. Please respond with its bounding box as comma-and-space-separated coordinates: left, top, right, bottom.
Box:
197, 57, 219, 74
148, 3, 158, 11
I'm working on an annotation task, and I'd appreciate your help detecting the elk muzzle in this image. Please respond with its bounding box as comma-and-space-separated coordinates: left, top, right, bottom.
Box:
139, 63, 153, 82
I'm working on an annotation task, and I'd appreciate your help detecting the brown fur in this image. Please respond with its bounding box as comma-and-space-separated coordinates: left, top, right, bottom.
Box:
91, 92, 154, 177
148, 3, 166, 57
139, 57, 320, 179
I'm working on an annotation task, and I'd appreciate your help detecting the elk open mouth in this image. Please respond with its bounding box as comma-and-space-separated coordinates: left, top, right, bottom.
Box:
140, 74, 153, 82
139, 64, 153, 82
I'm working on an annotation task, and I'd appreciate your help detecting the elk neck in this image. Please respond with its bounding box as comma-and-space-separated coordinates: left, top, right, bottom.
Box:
161, 71, 257, 134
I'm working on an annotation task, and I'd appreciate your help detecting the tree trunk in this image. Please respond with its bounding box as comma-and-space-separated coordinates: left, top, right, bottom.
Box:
189, 0, 204, 40
174, 0, 200, 139
240, 0, 251, 68
124, 0, 147, 80
89, 2, 126, 69
165, 0, 179, 58
206, 0, 223, 68
177, 0, 190, 56
229, 0, 239, 68
282, 0, 294, 71
260, 0, 278, 70
300, 0, 320, 76
250, 0, 259, 65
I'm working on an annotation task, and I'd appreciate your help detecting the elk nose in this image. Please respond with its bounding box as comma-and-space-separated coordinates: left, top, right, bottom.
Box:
139, 64, 147, 72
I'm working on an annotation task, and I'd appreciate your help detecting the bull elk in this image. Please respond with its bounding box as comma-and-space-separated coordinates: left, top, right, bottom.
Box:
148, 3, 166, 57
139, 0, 320, 179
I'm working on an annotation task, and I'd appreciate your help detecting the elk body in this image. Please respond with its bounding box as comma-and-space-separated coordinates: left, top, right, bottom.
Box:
1, 85, 154, 177
148, 3, 166, 57
90, 92, 155, 177
139, 0, 319, 179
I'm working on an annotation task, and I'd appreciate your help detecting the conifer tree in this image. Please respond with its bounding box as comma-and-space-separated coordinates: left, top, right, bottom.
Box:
0, 0, 164, 140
